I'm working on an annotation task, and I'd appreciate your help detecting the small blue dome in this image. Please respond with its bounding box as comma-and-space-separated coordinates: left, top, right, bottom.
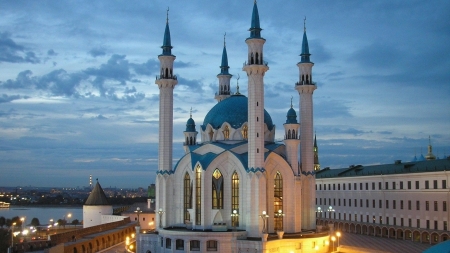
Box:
186, 117, 196, 132
201, 94, 274, 131
286, 107, 298, 124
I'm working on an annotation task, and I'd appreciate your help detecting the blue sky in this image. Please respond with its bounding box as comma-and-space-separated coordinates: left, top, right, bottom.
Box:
1, 0, 449, 188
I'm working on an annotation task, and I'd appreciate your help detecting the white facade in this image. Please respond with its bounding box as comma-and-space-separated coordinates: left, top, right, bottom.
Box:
316, 157, 450, 244
82, 205, 113, 228
139, 2, 326, 253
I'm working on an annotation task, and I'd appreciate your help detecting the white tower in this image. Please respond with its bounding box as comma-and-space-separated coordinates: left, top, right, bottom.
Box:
295, 19, 317, 230
283, 99, 301, 175
242, 1, 269, 237
214, 34, 232, 102
155, 9, 178, 230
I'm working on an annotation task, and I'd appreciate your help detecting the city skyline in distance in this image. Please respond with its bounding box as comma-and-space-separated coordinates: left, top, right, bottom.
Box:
0, 1, 449, 188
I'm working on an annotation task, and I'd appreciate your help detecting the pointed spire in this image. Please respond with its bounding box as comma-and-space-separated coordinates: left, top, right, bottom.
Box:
161, 7, 173, 56
219, 32, 230, 75
314, 132, 318, 147
248, 1, 262, 39
190, 107, 192, 118
290, 96, 293, 108
300, 16, 311, 63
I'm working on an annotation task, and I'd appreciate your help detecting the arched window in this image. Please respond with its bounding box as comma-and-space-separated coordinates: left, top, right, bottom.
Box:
250, 52, 254, 64
195, 165, 202, 225
190, 240, 200, 251
223, 125, 230, 140
207, 240, 218, 251
165, 68, 169, 78
184, 173, 191, 223
274, 171, 283, 231
231, 171, 239, 227
288, 129, 291, 139
190, 136, 194, 145
255, 52, 259, 64
241, 125, 248, 140
212, 169, 223, 209
176, 239, 184, 250
209, 128, 214, 141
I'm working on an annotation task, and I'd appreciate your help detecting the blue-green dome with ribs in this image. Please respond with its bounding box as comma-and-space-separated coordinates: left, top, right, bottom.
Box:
201, 94, 274, 131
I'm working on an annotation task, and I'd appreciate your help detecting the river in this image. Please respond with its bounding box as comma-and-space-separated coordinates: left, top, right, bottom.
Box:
0, 206, 83, 225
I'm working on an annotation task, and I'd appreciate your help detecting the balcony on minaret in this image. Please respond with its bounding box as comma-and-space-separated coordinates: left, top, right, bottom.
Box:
156, 74, 177, 81
243, 61, 268, 67
295, 80, 316, 86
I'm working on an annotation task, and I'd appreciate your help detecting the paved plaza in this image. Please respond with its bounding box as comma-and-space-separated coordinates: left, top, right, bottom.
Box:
337, 232, 433, 253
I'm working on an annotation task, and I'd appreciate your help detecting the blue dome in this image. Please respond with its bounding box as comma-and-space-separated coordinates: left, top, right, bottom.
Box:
186, 117, 196, 132
201, 94, 274, 131
286, 107, 298, 124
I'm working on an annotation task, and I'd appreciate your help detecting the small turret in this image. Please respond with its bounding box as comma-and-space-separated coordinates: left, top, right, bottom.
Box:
183, 108, 198, 152
283, 98, 300, 174
425, 136, 436, 160
215, 33, 232, 102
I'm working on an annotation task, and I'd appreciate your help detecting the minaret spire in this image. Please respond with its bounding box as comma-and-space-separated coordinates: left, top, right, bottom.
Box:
215, 32, 232, 102
295, 19, 317, 230
155, 8, 178, 230
314, 132, 320, 171
248, 1, 262, 39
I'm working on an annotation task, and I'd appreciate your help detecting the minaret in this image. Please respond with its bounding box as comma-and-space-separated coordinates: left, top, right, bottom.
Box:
295, 17, 317, 230
425, 136, 436, 160
183, 108, 198, 152
314, 133, 320, 171
283, 98, 301, 175
242, 1, 269, 238
155, 8, 178, 229
215, 33, 232, 102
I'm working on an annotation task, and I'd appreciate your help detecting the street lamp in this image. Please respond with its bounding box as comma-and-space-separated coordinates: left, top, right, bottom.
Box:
67, 213, 72, 226
20, 217, 25, 230
331, 236, 336, 252
259, 211, 269, 234
135, 207, 143, 226
317, 207, 322, 220
231, 210, 239, 230
274, 209, 284, 231
336, 231, 341, 251
327, 206, 335, 219
157, 208, 165, 228
9, 222, 16, 253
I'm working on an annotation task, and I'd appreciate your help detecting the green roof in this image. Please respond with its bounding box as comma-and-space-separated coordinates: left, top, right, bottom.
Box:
316, 158, 450, 179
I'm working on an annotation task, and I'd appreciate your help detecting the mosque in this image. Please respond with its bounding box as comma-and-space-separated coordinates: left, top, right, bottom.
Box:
137, 2, 331, 252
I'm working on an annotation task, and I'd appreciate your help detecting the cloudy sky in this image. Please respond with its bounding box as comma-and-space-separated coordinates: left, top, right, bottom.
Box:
1, 0, 449, 188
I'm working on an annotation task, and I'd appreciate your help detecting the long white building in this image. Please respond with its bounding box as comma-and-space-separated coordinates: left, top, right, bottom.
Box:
315, 143, 450, 245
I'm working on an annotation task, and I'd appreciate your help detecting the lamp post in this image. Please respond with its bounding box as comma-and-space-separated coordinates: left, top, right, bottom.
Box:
327, 206, 335, 219
317, 207, 322, 221
231, 210, 239, 231
274, 209, 284, 231
331, 236, 336, 252
336, 231, 341, 252
67, 213, 72, 227
157, 208, 165, 228
259, 211, 269, 234
134, 207, 143, 226
8, 222, 16, 253
20, 217, 25, 230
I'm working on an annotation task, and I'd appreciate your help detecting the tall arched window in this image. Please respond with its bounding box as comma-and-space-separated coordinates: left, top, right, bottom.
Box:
241, 125, 248, 140
195, 165, 202, 225
223, 125, 230, 140
209, 128, 214, 141
184, 173, 191, 223
231, 171, 239, 227
274, 171, 283, 231
212, 169, 223, 209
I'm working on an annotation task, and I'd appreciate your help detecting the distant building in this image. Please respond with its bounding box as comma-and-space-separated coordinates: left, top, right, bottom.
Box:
315, 143, 450, 245
83, 181, 125, 228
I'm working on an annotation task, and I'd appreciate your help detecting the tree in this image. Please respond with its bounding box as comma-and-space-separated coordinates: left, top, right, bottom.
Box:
31, 217, 40, 226
0, 216, 5, 228
71, 219, 79, 225
11, 216, 22, 227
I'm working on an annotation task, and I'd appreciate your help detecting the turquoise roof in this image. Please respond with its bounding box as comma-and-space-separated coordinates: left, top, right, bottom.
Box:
185, 117, 196, 132
161, 22, 173, 56
219, 45, 230, 75
248, 2, 262, 39
299, 31, 311, 63
285, 107, 298, 124
316, 158, 450, 179
423, 240, 450, 253
201, 94, 274, 131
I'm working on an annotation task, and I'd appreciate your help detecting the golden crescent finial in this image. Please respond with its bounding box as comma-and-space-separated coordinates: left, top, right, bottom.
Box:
304, 16, 306, 32
290, 96, 293, 108
224, 32, 226, 47
236, 74, 240, 94
190, 107, 192, 118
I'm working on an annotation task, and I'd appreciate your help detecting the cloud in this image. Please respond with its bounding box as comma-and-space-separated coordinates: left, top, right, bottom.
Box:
84, 54, 131, 86
88, 47, 107, 57
0, 32, 40, 63
37, 69, 86, 97
124, 86, 137, 94
0, 94, 28, 103
350, 42, 404, 69
315, 99, 352, 118
47, 49, 57, 56
131, 59, 159, 76
94, 114, 107, 120
2, 70, 35, 89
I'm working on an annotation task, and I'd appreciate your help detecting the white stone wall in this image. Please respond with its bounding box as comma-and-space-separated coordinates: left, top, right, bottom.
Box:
82, 205, 112, 228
